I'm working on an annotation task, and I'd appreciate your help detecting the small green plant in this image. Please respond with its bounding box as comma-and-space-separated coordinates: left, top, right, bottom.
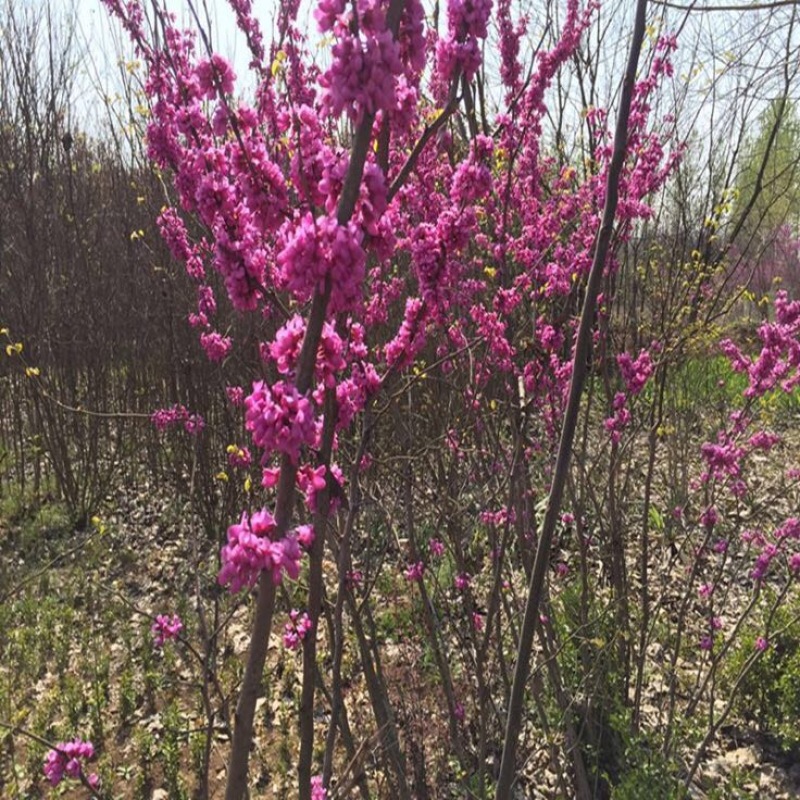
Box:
611, 735, 680, 800
161, 701, 189, 800
119, 666, 138, 724
133, 727, 156, 797
728, 608, 800, 752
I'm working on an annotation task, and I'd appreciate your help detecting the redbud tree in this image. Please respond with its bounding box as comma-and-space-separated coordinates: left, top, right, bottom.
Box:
97, 0, 800, 797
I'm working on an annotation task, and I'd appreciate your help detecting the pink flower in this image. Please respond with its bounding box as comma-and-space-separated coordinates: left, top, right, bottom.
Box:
195, 53, 236, 97
227, 445, 252, 470
245, 381, 317, 462
311, 776, 327, 800
320, 30, 403, 123
755, 636, 769, 652
454, 572, 471, 591
346, 569, 363, 588
405, 561, 424, 582
277, 213, 366, 313
700, 506, 718, 529
218, 510, 304, 592
283, 609, 313, 650
271, 316, 345, 387
43, 739, 96, 788
295, 524, 315, 550
617, 349, 653, 395
604, 392, 631, 444
184, 414, 205, 435
151, 614, 183, 647
429, 538, 445, 557
200, 331, 232, 362
226, 386, 244, 406
151, 404, 188, 431
151, 404, 206, 436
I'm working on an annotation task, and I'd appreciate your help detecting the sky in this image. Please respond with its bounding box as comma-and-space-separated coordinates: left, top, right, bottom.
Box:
17, 0, 800, 156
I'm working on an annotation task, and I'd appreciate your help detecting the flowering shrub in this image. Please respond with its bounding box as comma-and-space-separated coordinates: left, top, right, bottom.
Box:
89, 0, 800, 797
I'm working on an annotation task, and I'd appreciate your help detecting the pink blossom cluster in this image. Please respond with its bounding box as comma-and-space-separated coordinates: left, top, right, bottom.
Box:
228, 0, 265, 67
317, 0, 413, 123
321, 30, 403, 122
158, 208, 205, 279
497, 0, 525, 94
151, 404, 205, 435
195, 53, 236, 96
600, 350, 654, 445
353, 161, 389, 236
700, 435, 745, 483
43, 739, 99, 789
189, 285, 217, 329
454, 572, 471, 591
448, 0, 492, 40
283, 609, 314, 649
296, 463, 345, 512
429, 538, 445, 557
745, 518, 800, 582
245, 381, 317, 463
227, 445, 253, 470
278, 214, 366, 313
270, 316, 346, 390
698, 616, 724, 651
604, 393, 631, 445
311, 776, 327, 800
200, 331, 232, 362
437, 0, 492, 81
700, 506, 718, 530
617, 349, 653, 396
211, 209, 269, 312
385, 298, 427, 368
151, 613, 183, 647
700, 292, 800, 500
294, 524, 316, 550
226, 385, 244, 406
720, 291, 800, 398
479, 508, 515, 527
234, 137, 288, 232
218, 510, 304, 592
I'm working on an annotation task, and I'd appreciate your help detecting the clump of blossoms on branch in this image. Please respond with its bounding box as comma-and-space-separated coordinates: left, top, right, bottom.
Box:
219, 510, 304, 592
245, 381, 317, 464
283, 609, 314, 649
151, 404, 205, 435
151, 613, 183, 647
43, 740, 99, 790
